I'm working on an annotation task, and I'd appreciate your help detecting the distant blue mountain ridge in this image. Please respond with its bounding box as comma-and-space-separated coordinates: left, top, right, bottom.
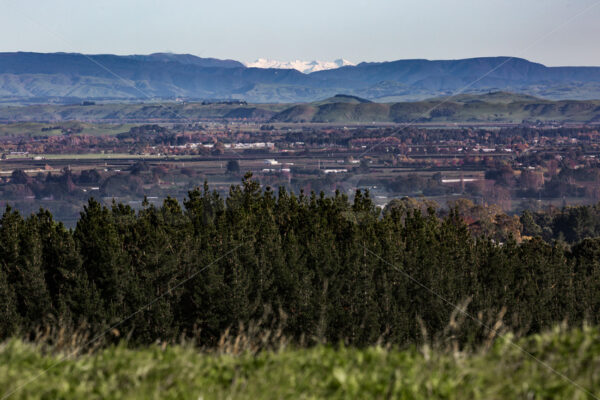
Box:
1, 52, 600, 103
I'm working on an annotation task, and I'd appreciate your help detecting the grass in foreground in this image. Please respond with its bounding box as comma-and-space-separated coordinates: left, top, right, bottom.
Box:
1, 326, 599, 399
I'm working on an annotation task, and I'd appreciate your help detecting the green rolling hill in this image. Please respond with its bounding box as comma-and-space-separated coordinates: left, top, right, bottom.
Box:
1, 92, 600, 125
271, 92, 600, 123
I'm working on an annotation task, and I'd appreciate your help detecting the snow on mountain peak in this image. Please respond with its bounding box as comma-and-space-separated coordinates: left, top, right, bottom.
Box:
245, 58, 355, 73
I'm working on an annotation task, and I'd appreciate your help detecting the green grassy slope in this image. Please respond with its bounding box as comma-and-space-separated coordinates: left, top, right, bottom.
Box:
268, 104, 318, 122
313, 102, 390, 122
311, 94, 373, 106
1, 326, 599, 399
1, 93, 600, 124
275, 93, 600, 123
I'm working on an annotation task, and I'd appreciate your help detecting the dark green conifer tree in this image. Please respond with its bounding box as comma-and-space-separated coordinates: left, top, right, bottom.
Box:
74, 199, 132, 326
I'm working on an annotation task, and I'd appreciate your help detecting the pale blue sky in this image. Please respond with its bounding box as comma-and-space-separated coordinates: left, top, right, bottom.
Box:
1, 0, 600, 65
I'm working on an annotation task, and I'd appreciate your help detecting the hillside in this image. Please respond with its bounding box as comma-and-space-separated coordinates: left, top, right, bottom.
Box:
312, 57, 600, 86
0, 92, 600, 123
1, 92, 600, 123
0, 52, 312, 102
2, 53, 600, 103
273, 92, 600, 123
311, 94, 373, 105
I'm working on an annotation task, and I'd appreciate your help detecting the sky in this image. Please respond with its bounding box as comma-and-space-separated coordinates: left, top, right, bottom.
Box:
1, 0, 600, 66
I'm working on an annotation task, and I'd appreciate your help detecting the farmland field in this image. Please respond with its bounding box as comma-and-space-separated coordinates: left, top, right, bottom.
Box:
0, 122, 136, 137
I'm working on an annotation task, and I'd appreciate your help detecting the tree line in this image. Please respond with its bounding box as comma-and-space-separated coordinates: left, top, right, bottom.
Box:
1, 173, 600, 347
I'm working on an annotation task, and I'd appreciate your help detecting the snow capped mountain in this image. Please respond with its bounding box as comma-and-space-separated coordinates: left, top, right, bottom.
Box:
245, 58, 355, 73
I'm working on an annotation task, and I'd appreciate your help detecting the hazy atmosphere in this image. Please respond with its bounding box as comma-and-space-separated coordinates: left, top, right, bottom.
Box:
4, 0, 600, 399
2, 0, 600, 65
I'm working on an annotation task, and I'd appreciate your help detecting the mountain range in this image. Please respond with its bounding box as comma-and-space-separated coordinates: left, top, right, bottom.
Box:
1, 52, 600, 103
245, 58, 355, 73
